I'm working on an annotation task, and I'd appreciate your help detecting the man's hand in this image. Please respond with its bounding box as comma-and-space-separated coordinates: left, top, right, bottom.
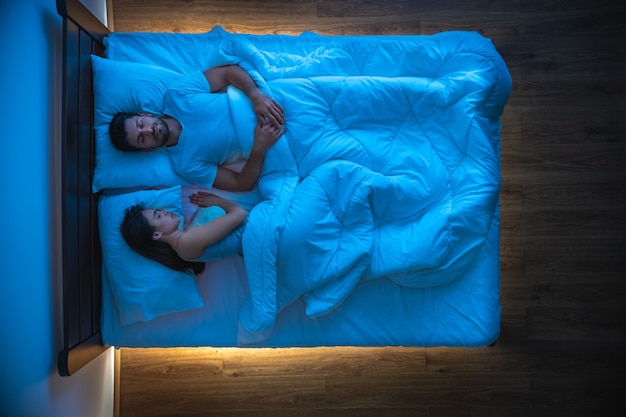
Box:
250, 92, 285, 127
252, 120, 286, 152
212, 104, 285, 193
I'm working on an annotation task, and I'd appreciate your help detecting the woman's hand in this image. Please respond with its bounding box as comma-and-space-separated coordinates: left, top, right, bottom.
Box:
189, 191, 228, 208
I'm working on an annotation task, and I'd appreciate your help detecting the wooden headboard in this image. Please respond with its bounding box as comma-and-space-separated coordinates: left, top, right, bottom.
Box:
57, 0, 110, 376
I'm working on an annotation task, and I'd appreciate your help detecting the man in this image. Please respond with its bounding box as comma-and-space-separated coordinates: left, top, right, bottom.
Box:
109, 64, 285, 192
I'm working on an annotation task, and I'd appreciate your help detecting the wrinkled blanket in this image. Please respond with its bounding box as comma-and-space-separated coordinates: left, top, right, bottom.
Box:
214, 30, 511, 344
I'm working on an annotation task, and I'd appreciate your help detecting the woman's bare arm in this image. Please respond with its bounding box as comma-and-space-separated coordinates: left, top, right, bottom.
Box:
176, 193, 247, 259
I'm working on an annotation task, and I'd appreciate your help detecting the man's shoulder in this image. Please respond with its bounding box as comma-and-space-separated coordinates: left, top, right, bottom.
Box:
166, 71, 210, 95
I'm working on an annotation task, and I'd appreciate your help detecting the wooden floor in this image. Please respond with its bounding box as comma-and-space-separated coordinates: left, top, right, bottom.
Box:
111, 1, 626, 416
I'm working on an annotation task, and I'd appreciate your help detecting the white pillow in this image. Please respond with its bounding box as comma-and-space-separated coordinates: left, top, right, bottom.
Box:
104, 30, 226, 74
99, 186, 204, 325
91, 55, 191, 192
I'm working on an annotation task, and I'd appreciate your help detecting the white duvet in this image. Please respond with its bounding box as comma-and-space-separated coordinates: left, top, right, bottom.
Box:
213, 30, 510, 343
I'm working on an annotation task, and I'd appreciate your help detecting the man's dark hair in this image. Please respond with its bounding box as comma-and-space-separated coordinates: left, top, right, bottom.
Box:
109, 112, 140, 152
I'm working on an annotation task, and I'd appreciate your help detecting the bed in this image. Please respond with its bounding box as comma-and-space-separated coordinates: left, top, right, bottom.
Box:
57, 0, 511, 375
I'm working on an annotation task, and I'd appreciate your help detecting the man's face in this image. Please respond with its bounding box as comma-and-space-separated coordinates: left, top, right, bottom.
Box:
124, 113, 170, 151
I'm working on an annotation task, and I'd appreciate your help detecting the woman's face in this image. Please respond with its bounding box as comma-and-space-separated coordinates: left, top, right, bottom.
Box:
142, 209, 179, 237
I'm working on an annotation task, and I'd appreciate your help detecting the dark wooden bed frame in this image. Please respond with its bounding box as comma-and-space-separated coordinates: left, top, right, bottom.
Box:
57, 0, 110, 376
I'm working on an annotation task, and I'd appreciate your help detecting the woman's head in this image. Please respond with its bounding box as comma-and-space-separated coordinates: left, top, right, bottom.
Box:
120, 204, 204, 274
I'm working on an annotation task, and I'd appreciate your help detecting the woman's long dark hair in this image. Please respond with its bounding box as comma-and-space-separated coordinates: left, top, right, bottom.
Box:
120, 204, 205, 275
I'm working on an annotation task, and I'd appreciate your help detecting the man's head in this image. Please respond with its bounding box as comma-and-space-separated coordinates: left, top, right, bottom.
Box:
109, 112, 170, 152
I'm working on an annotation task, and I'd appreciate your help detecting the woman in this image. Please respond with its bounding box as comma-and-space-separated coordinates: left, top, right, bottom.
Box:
120, 191, 247, 274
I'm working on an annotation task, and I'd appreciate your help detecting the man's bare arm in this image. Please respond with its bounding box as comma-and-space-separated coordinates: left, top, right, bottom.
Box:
203, 65, 285, 126
212, 121, 285, 192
